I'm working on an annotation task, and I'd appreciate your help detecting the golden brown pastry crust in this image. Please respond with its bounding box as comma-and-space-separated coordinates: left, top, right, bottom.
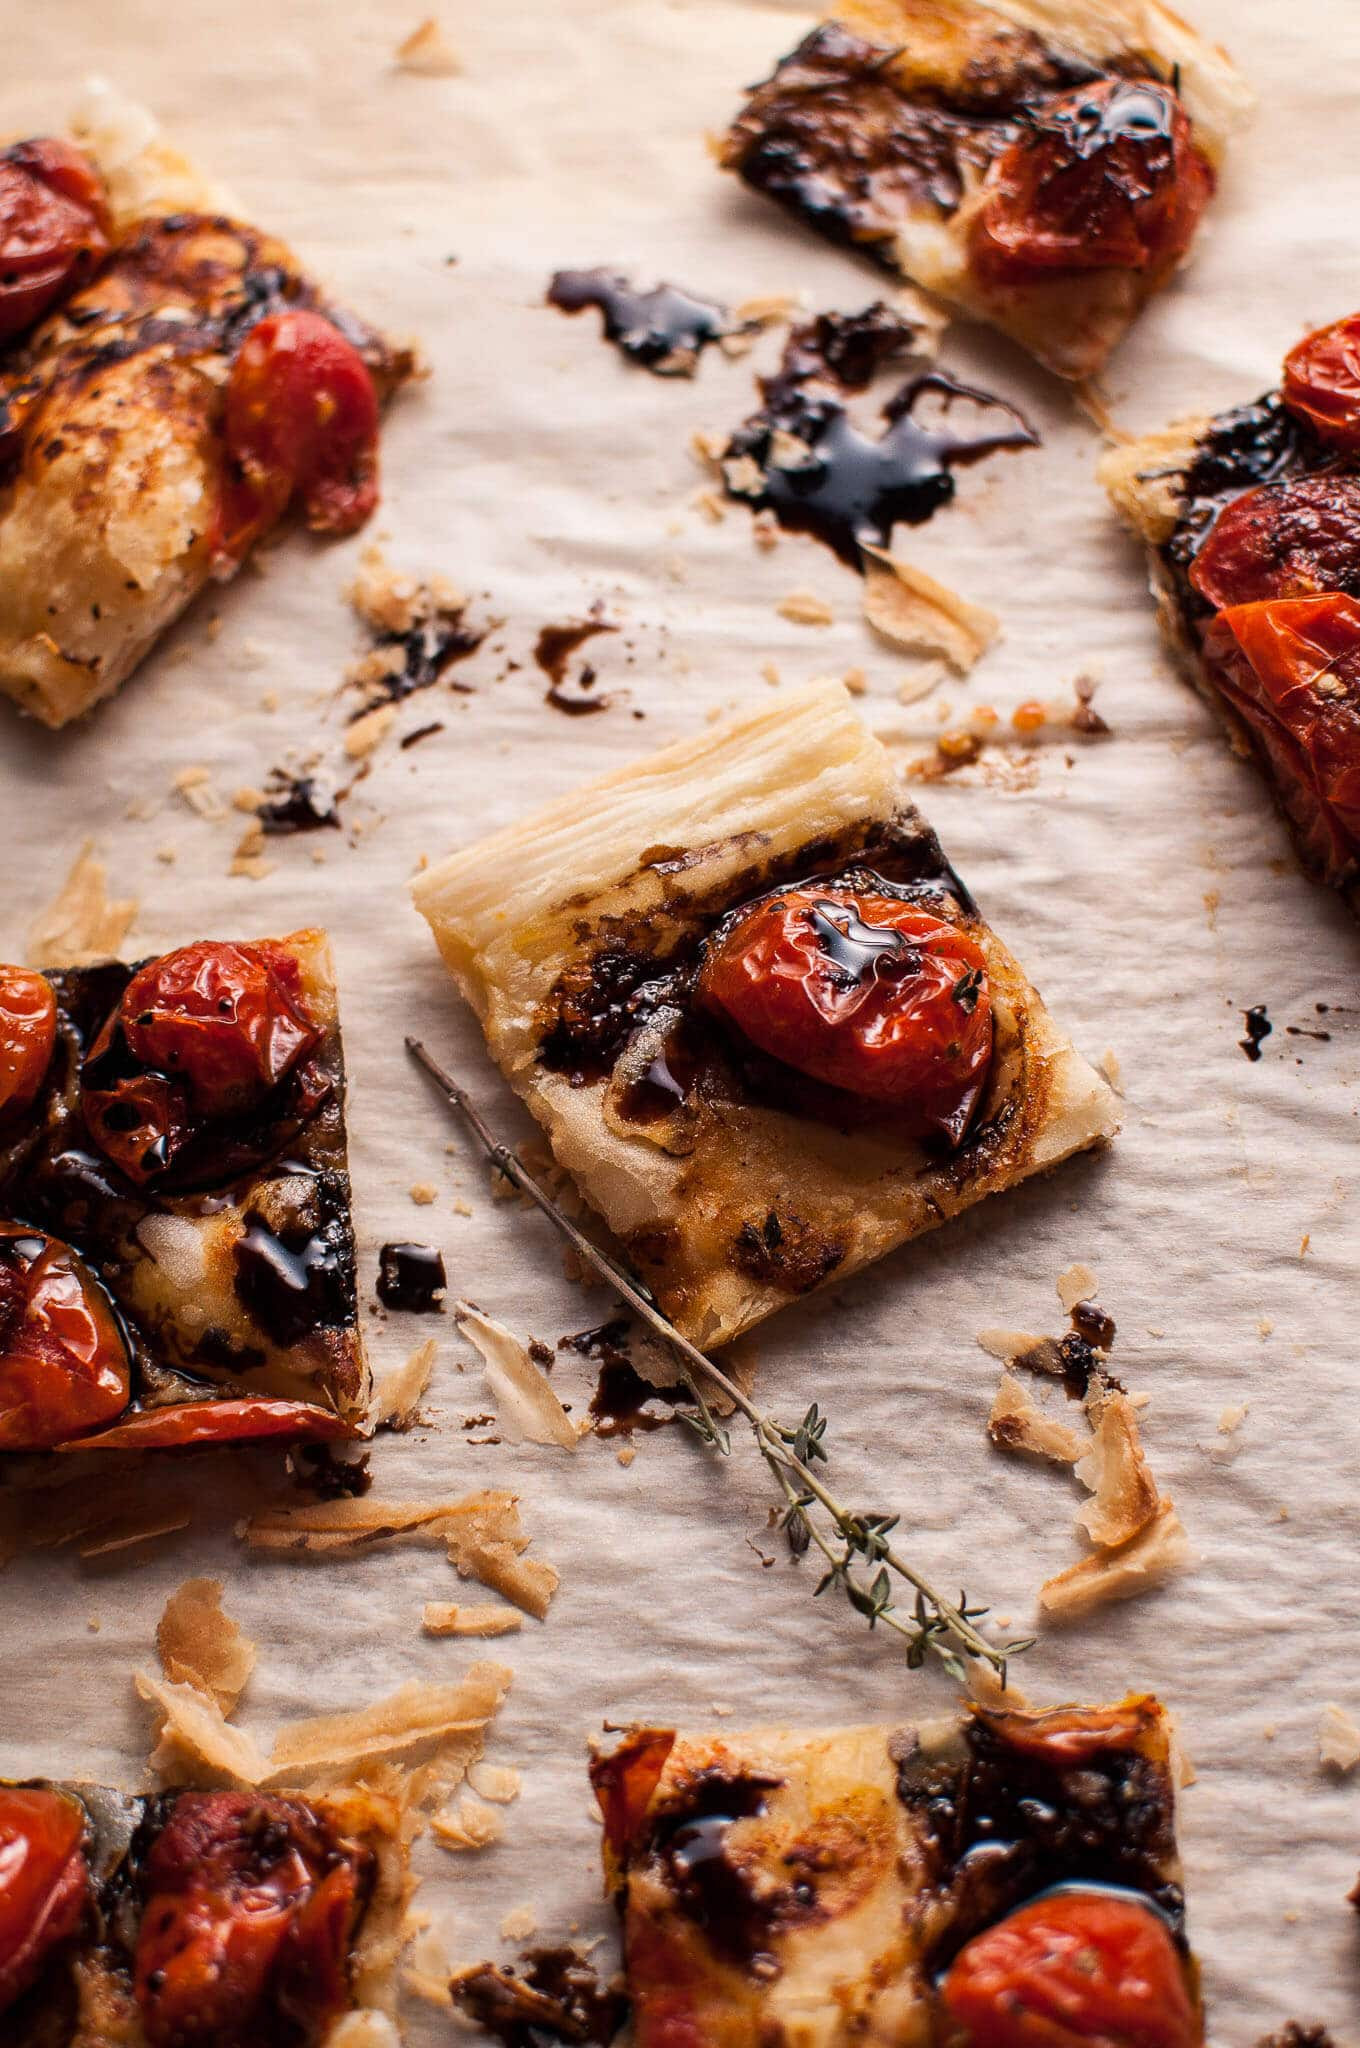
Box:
414, 682, 1118, 1347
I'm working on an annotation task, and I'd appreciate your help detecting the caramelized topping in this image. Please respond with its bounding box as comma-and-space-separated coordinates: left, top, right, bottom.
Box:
1283, 313, 1360, 454
1189, 474, 1360, 612
0, 138, 111, 344
0, 965, 56, 1122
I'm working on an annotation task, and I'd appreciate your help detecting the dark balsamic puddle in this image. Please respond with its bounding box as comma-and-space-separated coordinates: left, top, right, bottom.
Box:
563, 1319, 689, 1438
453, 1944, 627, 2046
350, 594, 487, 718
721, 304, 1037, 565
376, 1241, 447, 1314
1240, 1004, 1273, 1061
548, 267, 741, 376
534, 605, 619, 716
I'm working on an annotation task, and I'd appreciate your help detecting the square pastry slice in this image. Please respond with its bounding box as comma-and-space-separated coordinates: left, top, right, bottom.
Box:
1102, 310, 1360, 909
413, 681, 1117, 1347
0, 928, 368, 1452
720, 0, 1253, 381
0, 85, 413, 727
1, 1773, 404, 2044
590, 1697, 1199, 2048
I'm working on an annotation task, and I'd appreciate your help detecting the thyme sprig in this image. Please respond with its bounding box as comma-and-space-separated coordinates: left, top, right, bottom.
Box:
407, 1038, 1031, 1687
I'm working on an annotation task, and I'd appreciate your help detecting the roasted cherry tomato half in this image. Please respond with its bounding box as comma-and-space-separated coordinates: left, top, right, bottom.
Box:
1204, 593, 1360, 885
1282, 313, 1360, 454
0, 1227, 130, 1451
135, 1791, 371, 2048
81, 940, 319, 1184
697, 886, 993, 1143
217, 309, 380, 565
0, 1787, 90, 2015
971, 79, 1212, 289
56, 1395, 356, 1452
0, 138, 111, 345
1189, 472, 1360, 612
939, 1891, 1199, 2048
0, 965, 56, 1122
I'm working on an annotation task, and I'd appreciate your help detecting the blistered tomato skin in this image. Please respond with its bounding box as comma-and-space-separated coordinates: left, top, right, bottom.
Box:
57, 1396, 356, 1452
971, 80, 1212, 289
697, 887, 993, 1143
1282, 314, 1360, 453
939, 1891, 1199, 2048
81, 941, 319, 1184
0, 138, 111, 344
135, 1792, 369, 2048
1188, 473, 1360, 612
0, 1787, 90, 2014
0, 966, 57, 1121
217, 309, 380, 565
0, 1228, 131, 1450
1205, 593, 1360, 884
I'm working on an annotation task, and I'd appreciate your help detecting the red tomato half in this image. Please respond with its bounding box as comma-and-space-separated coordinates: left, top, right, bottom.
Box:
135, 1792, 370, 2048
970, 80, 1212, 289
1204, 593, 1360, 885
82, 940, 319, 1184
56, 1396, 356, 1452
0, 965, 56, 1120
0, 138, 111, 344
216, 309, 380, 565
697, 886, 993, 1143
1189, 473, 1360, 612
1282, 313, 1360, 453
0, 1787, 90, 2015
0, 1227, 130, 1450
940, 1891, 1199, 2048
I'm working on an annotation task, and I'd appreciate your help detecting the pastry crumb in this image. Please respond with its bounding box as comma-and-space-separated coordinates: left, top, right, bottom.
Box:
1319, 1703, 1360, 1775
616, 1445, 636, 1467
423, 1602, 523, 1638
1217, 1403, 1248, 1435
776, 589, 834, 627
861, 545, 999, 672
409, 1182, 439, 1205
345, 704, 398, 760
500, 1907, 537, 1943
27, 843, 137, 969
395, 16, 461, 74
1056, 1262, 1098, 1314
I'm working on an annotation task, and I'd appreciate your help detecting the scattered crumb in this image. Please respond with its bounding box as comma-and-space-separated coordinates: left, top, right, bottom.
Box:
433, 1793, 504, 1851
87, 1616, 101, 1633
1056, 1263, 1098, 1315
692, 487, 727, 524
1300, 1235, 1311, 1258
423, 1603, 523, 1638
616, 1446, 636, 1467
732, 291, 800, 327
500, 1907, 537, 1944
988, 1370, 1087, 1466
776, 589, 834, 627
1074, 1391, 1160, 1548
260, 689, 280, 713
452, 1198, 473, 1217
761, 660, 781, 687
751, 508, 779, 551
395, 16, 461, 74
861, 545, 999, 672
155, 843, 177, 866
1319, 1703, 1360, 1775
841, 666, 867, 696
1218, 1403, 1249, 1436
173, 764, 228, 821
345, 704, 398, 760
1097, 1048, 1123, 1093
26, 843, 137, 968
410, 1182, 439, 1206
1258, 1319, 1274, 1339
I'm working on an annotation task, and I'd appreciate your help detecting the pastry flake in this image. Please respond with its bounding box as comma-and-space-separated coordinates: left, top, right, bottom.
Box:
413, 681, 1117, 1346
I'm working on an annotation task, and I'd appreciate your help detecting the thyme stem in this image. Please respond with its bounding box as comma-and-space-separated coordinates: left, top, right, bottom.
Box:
407, 1038, 1022, 1685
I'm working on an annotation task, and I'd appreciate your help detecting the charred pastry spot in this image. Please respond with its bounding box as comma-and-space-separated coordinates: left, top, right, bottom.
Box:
733, 1207, 847, 1293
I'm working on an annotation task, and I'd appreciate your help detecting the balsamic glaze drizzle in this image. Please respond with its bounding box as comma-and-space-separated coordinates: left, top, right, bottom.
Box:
548, 268, 738, 375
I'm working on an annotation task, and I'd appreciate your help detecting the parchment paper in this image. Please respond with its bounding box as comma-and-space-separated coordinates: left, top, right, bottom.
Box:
1, 0, 1358, 2038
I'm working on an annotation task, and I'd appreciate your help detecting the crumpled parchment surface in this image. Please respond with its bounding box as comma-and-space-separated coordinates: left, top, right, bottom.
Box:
1, 0, 1357, 2038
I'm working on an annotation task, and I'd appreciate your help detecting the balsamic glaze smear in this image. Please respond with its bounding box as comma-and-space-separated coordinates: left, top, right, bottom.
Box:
256, 774, 342, 835
534, 612, 618, 716
808, 897, 911, 984
548, 268, 738, 375
724, 312, 1036, 564
1240, 1004, 1273, 1061
376, 1240, 447, 1314
649, 1770, 783, 1964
